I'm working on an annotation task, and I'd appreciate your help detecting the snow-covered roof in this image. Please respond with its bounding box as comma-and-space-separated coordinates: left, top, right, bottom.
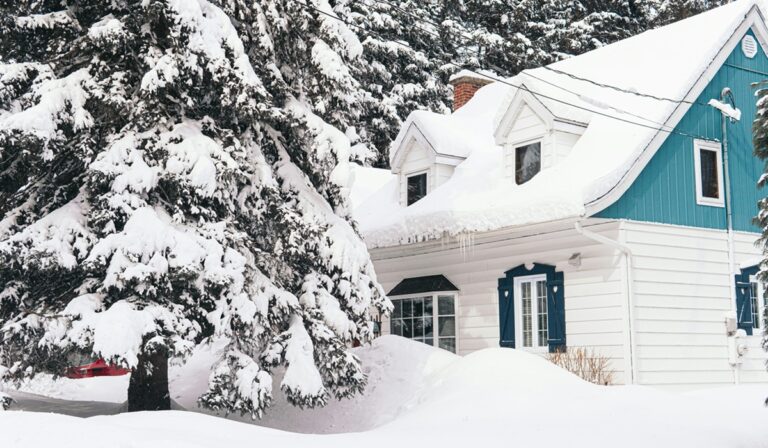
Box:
356, 0, 768, 248
389, 81, 509, 166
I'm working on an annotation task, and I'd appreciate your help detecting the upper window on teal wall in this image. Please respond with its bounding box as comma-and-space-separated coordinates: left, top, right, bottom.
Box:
693, 139, 724, 207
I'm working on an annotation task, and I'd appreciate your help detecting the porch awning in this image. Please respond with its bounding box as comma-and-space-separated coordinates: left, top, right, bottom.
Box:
387, 275, 458, 296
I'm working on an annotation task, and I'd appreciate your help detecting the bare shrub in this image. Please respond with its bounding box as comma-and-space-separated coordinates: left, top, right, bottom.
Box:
547, 347, 614, 385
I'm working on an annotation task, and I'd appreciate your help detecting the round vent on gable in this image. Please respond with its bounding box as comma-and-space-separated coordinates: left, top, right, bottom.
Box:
742, 35, 758, 59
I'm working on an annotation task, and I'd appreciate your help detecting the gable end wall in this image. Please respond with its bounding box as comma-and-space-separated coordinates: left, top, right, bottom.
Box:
596, 29, 768, 234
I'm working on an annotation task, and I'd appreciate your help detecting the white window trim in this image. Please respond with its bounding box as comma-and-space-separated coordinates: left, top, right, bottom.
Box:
386, 291, 459, 352
513, 274, 549, 352
749, 275, 765, 334
693, 139, 725, 207
512, 138, 543, 185
405, 169, 429, 206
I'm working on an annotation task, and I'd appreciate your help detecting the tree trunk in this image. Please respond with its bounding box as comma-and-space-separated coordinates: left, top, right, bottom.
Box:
127, 347, 170, 412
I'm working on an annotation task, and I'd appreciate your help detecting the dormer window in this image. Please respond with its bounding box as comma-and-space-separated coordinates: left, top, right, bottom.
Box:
407, 172, 427, 205
515, 141, 541, 185
693, 139, 724, 207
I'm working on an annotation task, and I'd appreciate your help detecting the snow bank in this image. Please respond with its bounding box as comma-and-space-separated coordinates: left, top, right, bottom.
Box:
4, 336, 768, 447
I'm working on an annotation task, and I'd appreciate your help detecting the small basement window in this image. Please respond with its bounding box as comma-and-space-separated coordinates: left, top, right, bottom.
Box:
515, 141, 541, 185
693, 139, 724, 207
407, 172, 427, 205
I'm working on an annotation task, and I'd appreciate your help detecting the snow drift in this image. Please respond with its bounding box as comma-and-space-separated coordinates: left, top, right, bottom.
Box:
3, 336, 768, 447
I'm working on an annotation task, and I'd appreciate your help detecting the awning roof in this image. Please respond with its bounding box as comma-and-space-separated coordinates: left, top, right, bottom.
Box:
387, 275, 459, 296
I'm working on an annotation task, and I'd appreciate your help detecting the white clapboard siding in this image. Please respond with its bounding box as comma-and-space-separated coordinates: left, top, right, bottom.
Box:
552, 130, 580, 165
623, 221, 768, 388
370, 219, 628, 382
397, 141, 457, 206
503, 104, 552, 178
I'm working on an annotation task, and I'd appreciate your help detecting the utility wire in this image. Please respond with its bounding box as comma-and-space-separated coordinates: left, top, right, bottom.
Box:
363, 0, 705, 109
297, 0, 711, 141
541, 66, 710, 107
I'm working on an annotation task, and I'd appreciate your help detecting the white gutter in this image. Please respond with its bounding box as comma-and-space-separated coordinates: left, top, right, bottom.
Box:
575, 221, 637, 385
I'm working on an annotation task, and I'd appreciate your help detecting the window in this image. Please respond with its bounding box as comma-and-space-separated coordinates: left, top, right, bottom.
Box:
693, 139, 724, 207
406, 173, 427, 205
514, 274, 549, 350
389, 294, 456, 353
750, 276, 765, 332
515, 141, 541, 185
498, 263, 565, 352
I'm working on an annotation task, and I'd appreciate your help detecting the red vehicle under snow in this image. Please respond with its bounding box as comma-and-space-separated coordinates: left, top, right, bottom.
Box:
65, 359, 130, 379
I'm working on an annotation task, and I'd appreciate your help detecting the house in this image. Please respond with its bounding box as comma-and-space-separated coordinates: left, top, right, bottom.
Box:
351, 0, 768, 389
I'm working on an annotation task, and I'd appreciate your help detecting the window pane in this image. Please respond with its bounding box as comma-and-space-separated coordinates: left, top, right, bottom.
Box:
407, 173, 427, 205
752, 282, 761, 329
402, 299, 412, 318
391, 318, 403, 336
424, 317, 434, 338
425, 297, 433, 315
439, 337, 456, 353
425, 338, 434, 347
700, 148, 719, 199
413, 297, 424, 318
515, 142, 541, 185
521, 281, 533, 347
438, 316, 455, 337
536, 280, 548, 347
438, 295, 455, 315
414, 317, 424, 338
402, 319, 413, 338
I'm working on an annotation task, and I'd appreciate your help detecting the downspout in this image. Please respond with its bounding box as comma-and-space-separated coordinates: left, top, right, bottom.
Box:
719, 87, 739, 385
575, 221, 636, 385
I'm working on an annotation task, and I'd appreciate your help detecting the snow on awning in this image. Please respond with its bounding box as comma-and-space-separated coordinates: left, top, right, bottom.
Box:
387, 275, 459, 296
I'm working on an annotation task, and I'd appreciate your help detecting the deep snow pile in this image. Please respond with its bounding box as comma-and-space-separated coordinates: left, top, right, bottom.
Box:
3, 336, 768, 447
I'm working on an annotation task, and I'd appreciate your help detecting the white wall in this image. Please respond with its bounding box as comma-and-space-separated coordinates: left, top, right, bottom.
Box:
500, 103, 581, 181
397, 140, 456, 206
623, 221, 768, 389
371, 220, 630, 384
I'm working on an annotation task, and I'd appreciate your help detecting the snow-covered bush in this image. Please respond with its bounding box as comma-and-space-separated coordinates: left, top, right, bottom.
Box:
0, 0, 388, 417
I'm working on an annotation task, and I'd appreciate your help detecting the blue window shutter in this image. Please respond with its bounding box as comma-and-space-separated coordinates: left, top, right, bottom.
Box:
735, 266, 758, 336
497, 277, 515, 348
547, 271, 566, 353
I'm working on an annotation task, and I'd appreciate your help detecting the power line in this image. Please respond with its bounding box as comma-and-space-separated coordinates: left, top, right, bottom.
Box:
360, 0, 702, 109
297, 0, 711, 141
521, 71, 677, 129
541, 65, 708, 106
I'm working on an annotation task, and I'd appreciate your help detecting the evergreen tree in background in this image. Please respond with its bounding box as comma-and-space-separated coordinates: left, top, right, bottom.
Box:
0, 0, 388, 415
335, 0, 452, 167
650, 0, 730, 27
753, 83, 768, 346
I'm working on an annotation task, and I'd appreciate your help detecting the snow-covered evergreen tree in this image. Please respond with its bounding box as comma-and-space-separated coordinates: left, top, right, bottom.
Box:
649, 0, 729, 27
333, 0, 451, 167
0, 0, 388, 416
753, 83, 768, 344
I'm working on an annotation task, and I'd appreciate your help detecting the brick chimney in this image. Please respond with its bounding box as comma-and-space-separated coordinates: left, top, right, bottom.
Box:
449, 70, 493, 111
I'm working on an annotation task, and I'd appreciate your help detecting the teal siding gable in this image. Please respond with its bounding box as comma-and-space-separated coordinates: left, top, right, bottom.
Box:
596, 30, 768, 233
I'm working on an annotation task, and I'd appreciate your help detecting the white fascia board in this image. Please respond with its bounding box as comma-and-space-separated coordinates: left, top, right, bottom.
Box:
585, 6, 768, 216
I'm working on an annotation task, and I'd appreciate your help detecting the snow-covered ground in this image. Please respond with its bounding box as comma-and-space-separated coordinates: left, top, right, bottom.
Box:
2, 336, 768, 447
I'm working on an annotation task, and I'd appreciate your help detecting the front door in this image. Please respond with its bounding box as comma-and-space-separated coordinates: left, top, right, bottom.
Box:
514, 275, 549, 351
